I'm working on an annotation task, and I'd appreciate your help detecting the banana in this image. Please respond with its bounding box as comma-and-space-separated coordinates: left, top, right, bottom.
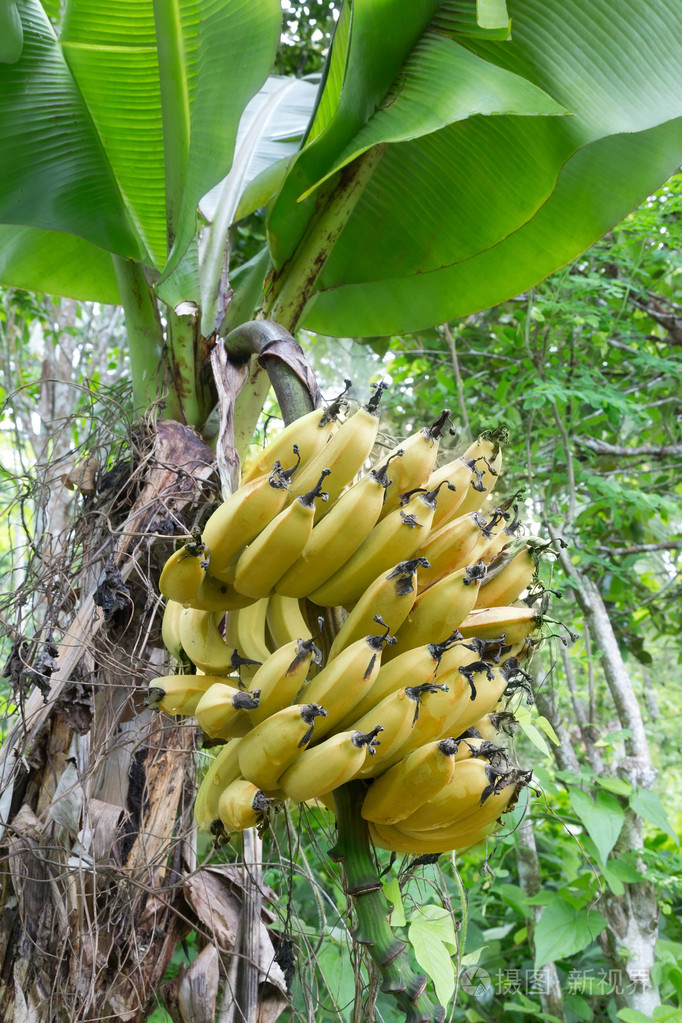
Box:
233, 470, 331, 598
217, 777, 273, 833
192, 571, 256, 612
223, 598, 272, 666
456, 605, 540, 646
178, 608, 233, 674
338, 631, 462, 726
202, 461, 297, 583
326, 558, 429, 661
480, 497, 524, 562
237, 703, 328, 792
159, 540, 208, 606
400, 764, 528, 837
286, 383, 388, 515
274, 453, 400, 598
194, 739, 244, 834
376, 410, 452, 519
161, 599, 185, 660
194, 682, 261, 739
414, 512, 491, 592
309, 483, 451, 609
390, 563, 488, 654
447, 426, 508, 520
147, 672, 226, 716
240, 397, 345, 485
295, 625, 395, 739
346, 683, 451, 778
475, 541, 536, 608
453, 731, 509, 765
266, 593, 313, 648
279, 728, 383, 803
360, 737, 458, 825
369, 818, 497, 855
247, 637, 322, 725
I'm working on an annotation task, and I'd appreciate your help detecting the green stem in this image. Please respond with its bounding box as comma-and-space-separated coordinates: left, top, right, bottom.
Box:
223, 320, 315, 426
112, 255, 169, 417
265, 144, 387, 332
166, 303, 213, 428
331, 782, 446, 1023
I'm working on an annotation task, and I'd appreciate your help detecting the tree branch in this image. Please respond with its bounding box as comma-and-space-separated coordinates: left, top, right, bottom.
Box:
574, 437, 682, 458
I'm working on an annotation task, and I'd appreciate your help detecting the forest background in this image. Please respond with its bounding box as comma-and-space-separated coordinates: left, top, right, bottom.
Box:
0, 2, 681, 1023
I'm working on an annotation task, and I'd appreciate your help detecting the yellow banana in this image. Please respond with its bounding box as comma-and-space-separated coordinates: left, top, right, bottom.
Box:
376, 410, 452, 518
266, 593, 313, 648
390, 563, 487, 654
286, 383, 388, 516
480, 497, 524, 562
194, 739, 244, 834
194, 682, 261, 739
274, 454, 400, 598
278, 728, 383, 802
309, 484, 451, 609
247, 637, 322, 725
202, 461, 298, 583
217, 777, 273, 834
148, 672, 231, 716
466, 711, 518, 745
447, 426, 508, 520
360, 737, 458, 825
457, 605, 540, 646
326, 558, 429, 661
338, 631, 462, 726
346, 683, 451, 778
399, 766, 527, 840
453, 730, 509, 764
191, 571, 256, 612
475, 541, 536, 608
159, 540, 208, 606
178, 608, 233, 674
414, 512, 491, 592
223, 597, 272, 667
237, 703, 328, 792
369, 818, 497, 855
240, 398, 344, 485
233, 470, 331, 598
161, 599, 185, 660
295, 626, 395, 739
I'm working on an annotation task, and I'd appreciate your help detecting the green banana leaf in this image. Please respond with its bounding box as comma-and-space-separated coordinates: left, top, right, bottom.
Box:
264, 0, 682, 336
0, 0, 281, 296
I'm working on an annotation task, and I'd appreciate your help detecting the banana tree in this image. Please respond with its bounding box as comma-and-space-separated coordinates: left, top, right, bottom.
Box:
2, 0, 682, 1019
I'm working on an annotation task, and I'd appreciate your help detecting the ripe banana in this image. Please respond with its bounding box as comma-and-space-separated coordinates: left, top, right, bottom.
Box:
274, 454, 400, 598
237, 703, 328, 792
217, 777, 273, 833
279, 728, 383, 802
326, 558, 429, 661
159, 540, 208, 606
449, 426, 508, 519
309, 484, 449, 608
178, 608, 233, 674
414, 512, 490, 592
390, 563, 487, 654
240, 399, 343, 485
161, 599, 185, 661
480, 497, 524, 562
360, 737, 458, 825
457, 605, 540, 646
247, 637, 322, 725
368, 817, 497, 855
341, 631, 462, 725
475, 541, 536, 608
192, 571, 256, 612
295, 626, 395, 739
194, 738, 244, 834
347, 683, 451, 778
266, 593, 313, 648
194, 682, 261, 739
376, 410, 452, 518
286, 383, 388, 515
398, 759, 520, 832
147, 672, 226, 716
233, 470, 331, 598
223, 598, 272, 667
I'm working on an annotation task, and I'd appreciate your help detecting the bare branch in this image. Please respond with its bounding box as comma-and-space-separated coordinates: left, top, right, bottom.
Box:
575, 437, 682, 458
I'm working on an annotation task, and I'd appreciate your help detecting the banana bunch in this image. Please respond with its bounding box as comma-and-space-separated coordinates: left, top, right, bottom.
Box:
151, 386, 551, 851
